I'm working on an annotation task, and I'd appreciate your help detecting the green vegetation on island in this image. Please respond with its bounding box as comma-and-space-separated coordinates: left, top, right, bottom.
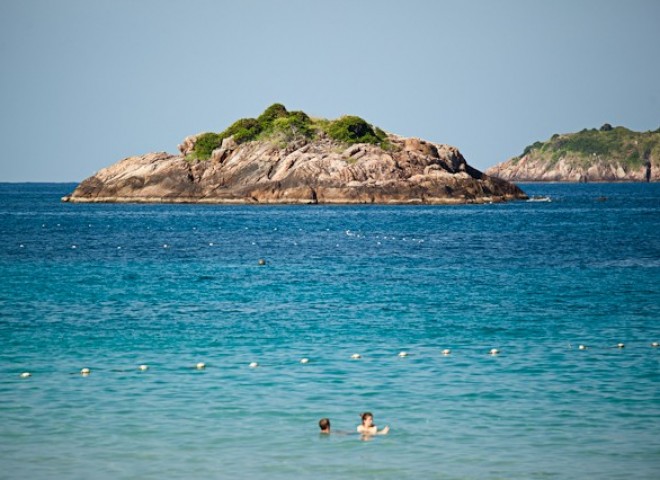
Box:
187, 103, 390, 161
514, 124, 660, 170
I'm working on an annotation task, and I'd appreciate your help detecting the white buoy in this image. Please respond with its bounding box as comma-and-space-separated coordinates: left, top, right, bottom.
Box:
138, 364, 149, 371
398, 351, 408, 357
19, 244, 24, 248
300, 358, 309, 364
652, 342, 659, 348
249, 362, 259, 368
578, 345, 587, 350
80, 367, 91, 375
209, 242, 214, 246
163, 244, 168, 249
489, 348, 500, 356
71, 245, 77, 249
442, 349, 451, 356
351, 353, 362, 359
195, 362, 206, 370
20, 372, 31, 378
617, 343, 625, 349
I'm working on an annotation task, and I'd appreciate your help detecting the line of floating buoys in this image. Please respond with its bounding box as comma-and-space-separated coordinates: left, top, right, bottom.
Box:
12, 343, 660, 379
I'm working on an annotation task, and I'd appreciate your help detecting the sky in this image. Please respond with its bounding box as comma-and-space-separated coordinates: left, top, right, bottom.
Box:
1, 0, 659, 182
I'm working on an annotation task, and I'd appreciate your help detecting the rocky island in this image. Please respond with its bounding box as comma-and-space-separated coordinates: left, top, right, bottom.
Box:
63, 104, 527, 204
486, 124, 660, 182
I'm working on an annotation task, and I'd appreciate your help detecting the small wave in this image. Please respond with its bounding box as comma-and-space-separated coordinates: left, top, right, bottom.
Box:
527, 196, 552, 203
196, 275, 216, 282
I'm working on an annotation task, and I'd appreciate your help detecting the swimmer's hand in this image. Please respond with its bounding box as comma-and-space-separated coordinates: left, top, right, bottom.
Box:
380, 425, 390, 435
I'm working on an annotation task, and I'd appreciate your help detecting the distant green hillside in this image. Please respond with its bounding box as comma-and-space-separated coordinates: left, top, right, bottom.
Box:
516, 124, 660, 169
487, 124, 660, 182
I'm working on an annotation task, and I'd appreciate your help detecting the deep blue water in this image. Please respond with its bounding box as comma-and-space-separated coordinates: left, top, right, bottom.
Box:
1, 182, 659, 479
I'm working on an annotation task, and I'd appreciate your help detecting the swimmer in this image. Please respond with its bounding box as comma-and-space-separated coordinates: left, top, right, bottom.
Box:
319, 418, 331, 434
357, 412, 389, 436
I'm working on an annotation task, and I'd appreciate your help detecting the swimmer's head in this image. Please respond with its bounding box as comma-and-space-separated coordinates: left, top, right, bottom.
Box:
319, 418, 331, 432
360, 412, 374, 426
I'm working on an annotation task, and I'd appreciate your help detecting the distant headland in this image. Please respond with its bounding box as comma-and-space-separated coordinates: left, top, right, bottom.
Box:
486, 124, 660, 182
62, 104, 526, 204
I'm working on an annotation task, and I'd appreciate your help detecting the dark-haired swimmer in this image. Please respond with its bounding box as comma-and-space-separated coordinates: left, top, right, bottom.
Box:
319, 418, 331, 434
357, 412, 389, 436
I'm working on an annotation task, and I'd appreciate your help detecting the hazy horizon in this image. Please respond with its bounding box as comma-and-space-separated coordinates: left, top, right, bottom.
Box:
1, 0, 659, 182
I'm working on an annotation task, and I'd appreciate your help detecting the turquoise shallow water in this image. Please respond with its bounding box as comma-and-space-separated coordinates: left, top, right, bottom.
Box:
1, 182, 659, 479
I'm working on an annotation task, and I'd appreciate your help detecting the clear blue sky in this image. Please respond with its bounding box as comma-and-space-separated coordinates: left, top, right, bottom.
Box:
1, 0, 658, 182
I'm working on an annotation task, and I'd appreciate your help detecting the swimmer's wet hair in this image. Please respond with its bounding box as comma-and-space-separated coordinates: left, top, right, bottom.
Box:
319, 418, 330, 430
360, 412, 373, 420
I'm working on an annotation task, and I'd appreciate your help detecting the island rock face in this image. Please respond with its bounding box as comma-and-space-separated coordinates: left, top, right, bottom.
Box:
486, 125, 660, 182
63, 105, 527, 204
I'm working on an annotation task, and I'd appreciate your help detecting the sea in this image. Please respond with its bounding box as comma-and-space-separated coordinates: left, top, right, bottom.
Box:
0, 182, 658, 479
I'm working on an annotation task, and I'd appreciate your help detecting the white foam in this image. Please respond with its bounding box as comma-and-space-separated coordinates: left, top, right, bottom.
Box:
527, 196, 552, 203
